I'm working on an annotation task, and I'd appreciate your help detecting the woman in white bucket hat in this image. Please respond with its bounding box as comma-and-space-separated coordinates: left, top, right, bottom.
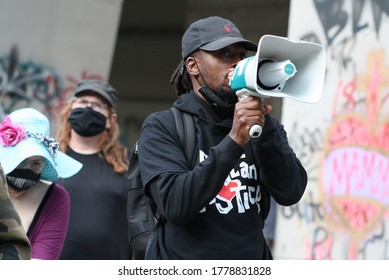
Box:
0, 107, 82, 259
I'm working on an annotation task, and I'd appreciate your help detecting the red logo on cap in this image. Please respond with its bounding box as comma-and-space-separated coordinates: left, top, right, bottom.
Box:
224, 25, 231, 32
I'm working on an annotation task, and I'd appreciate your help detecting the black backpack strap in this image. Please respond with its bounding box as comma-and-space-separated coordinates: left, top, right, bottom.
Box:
170, 107, 196, 164
151, 108, 196, 228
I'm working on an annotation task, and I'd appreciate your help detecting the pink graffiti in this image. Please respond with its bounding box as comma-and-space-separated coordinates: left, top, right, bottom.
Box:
323, 147, 389, 202
368, 58, 381, 125
332, 80, 360, 118
332, 51, 389, 123
336, 198, 380, 230
304, 236, 334, 260
328, 117, 389, 150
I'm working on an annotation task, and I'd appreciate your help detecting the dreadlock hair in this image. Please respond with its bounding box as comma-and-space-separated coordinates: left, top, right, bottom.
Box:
57, 98, 129, 174
170, 60, 194, 96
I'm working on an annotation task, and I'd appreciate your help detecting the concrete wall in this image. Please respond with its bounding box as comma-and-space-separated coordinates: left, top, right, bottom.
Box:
0, 0, 123, 134
275, 0, 389, 259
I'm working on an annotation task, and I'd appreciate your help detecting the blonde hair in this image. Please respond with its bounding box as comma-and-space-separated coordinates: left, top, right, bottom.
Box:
57, 99, 129, 174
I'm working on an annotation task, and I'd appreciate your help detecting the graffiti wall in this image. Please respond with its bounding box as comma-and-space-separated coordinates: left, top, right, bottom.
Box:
274, 0, 389, 259
0, 0, 122, 131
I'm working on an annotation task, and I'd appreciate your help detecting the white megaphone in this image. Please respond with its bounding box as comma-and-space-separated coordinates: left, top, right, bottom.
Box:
230, 35, 326, 138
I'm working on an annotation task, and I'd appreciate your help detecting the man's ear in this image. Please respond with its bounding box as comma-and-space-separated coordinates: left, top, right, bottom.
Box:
186, 56, 199, 76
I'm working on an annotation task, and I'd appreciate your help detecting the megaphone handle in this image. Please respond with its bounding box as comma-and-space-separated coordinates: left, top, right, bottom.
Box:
236, 89, 263, 138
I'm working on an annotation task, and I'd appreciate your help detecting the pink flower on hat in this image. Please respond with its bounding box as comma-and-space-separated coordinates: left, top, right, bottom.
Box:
0, 116, 27, 147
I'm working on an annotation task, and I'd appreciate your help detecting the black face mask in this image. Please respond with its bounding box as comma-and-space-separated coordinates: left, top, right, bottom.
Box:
6, 169, 41, 192
198, 86, 236, 118
68, 107, 107, 137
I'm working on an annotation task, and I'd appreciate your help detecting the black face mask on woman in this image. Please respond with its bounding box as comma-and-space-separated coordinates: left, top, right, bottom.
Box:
6, 169, 41, 192
68, 107, 107, 137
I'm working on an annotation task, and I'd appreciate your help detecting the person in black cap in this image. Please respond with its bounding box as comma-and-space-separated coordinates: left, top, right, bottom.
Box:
138, 16, 307, 259
55, 79, 131, 260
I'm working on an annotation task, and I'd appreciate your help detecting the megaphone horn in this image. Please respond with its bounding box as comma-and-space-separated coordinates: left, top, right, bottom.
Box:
229, 35, 326, 138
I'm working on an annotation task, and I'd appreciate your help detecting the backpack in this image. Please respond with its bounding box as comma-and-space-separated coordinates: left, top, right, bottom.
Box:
126, 107, 195, 260
126, 107, 270, 260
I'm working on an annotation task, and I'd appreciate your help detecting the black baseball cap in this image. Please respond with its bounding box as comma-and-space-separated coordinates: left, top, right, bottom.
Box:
181, 16, 257, 59
73, 79, 119, 108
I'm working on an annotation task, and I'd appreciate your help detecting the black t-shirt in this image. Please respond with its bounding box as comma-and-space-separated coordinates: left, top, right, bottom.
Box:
56, 149, 131, 260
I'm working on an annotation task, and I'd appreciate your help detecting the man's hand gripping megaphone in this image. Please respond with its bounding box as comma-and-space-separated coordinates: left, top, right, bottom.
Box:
233, 88, 269, 138
229, 58, 296, 138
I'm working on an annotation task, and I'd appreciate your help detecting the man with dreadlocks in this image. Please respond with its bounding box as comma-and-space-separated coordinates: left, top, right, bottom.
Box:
138, 16, 307, 259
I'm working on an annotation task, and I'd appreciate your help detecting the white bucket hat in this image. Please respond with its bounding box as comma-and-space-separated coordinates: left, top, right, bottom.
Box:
0, 107, 82, 180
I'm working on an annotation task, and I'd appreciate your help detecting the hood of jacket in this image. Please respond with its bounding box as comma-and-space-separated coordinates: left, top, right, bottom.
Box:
173, 91, 234, 129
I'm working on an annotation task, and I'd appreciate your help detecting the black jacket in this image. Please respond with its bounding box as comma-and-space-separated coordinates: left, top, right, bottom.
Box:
139, 91, 307, 259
